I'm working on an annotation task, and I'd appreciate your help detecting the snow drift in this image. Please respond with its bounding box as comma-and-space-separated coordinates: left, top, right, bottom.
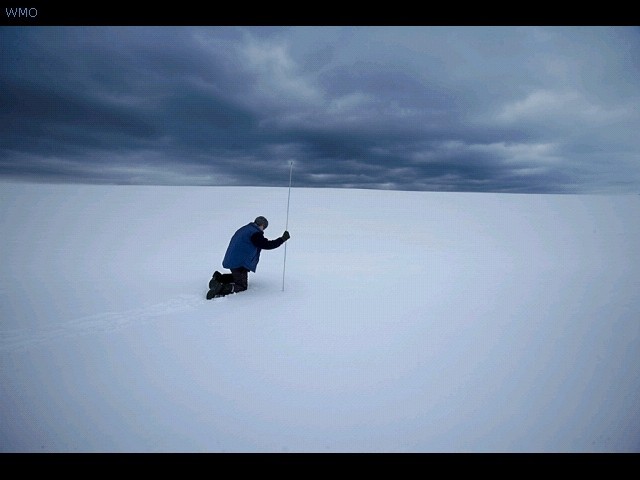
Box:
1, 182, 639, 452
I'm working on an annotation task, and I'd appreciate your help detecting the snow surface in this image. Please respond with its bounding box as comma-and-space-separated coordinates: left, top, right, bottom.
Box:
1, 182, 639, 453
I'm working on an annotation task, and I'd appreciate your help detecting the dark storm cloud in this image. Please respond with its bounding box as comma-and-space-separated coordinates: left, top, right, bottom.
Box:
1, 26, 639, 192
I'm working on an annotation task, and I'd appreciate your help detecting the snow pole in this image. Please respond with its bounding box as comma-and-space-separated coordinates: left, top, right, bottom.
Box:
282, 160, 293, 292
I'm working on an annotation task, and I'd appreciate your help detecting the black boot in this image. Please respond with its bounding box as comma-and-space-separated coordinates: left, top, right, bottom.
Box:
206, 278, 225, 299
207, 280, 235, 300
209, 271, 222, 290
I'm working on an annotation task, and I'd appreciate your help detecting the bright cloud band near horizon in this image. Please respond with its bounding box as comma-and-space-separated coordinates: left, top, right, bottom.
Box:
1, 26, 639, 193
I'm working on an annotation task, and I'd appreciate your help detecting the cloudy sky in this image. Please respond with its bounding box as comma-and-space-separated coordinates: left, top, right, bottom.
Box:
1, 26, 639, 193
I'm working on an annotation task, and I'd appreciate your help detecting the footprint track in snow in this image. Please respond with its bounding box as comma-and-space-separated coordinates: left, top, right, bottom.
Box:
0, 294, 203, 353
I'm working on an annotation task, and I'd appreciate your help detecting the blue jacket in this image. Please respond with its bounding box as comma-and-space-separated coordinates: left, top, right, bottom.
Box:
222, 222, 284, 272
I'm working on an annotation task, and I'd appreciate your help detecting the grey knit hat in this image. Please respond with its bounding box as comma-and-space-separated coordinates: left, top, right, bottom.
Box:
254, 216, 268, 228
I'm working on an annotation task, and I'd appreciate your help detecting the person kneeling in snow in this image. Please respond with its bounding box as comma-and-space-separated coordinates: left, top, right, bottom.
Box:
207, 216, 290, 299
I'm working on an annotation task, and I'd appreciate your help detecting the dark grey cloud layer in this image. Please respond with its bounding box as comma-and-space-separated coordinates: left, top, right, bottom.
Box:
1, 26, 639, 193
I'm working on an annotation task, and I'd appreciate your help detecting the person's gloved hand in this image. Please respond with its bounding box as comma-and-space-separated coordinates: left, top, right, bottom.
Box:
282, 230, 290, 241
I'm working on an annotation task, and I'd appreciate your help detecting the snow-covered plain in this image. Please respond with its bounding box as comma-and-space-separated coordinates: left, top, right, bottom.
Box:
1, 181, 639, 453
